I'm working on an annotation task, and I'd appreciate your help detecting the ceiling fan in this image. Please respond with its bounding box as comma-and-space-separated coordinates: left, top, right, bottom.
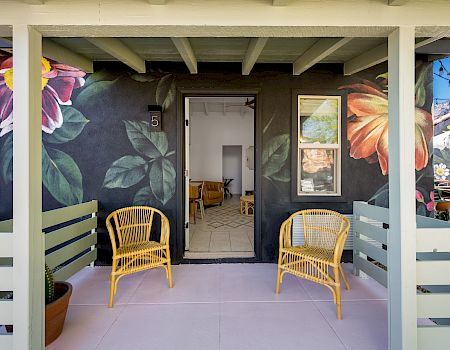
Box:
225, 98, 255, 110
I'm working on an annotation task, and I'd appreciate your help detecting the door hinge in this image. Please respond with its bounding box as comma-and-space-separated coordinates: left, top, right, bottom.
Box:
184, 222, 189, 229
184, 169, 189, 177
185, 119, 189, 127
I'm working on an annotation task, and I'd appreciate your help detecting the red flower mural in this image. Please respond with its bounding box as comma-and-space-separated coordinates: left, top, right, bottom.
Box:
340, 80, 433, 175
0, 56, 86, 136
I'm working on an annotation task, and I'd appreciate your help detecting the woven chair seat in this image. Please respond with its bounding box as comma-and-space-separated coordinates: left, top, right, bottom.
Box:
282, 246, 335, 263
116, 241, 166, 258
106, 206, 173, 307
276, 209, 350, 320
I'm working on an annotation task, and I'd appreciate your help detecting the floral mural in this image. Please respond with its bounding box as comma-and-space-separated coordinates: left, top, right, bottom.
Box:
0, 54, 88, 206
340, 63, 434, 215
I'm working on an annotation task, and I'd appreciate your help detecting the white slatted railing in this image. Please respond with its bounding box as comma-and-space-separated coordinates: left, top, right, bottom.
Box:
0, 230, 13, 348
0, 200, 98, 349
416, 217, 450, 350
352, 201, 388, 287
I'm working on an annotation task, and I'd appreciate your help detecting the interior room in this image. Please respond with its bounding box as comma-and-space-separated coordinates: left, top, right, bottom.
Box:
185, 96, 255, 259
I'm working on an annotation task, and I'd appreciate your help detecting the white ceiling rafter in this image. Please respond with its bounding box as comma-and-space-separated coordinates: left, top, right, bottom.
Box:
242, 37, 269, 75
42, 39, 93, 73
86, 37, 146, 73
343, 43, 387, 76
344, 36, 444, 75
388, 0, 409, 5
293, 37, 352, 75
272, 0, 289, 6
146, 0, 167, 4
171, 37, 197, 74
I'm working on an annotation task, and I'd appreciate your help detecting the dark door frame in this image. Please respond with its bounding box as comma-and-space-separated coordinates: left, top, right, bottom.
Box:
175, 88, 262, 263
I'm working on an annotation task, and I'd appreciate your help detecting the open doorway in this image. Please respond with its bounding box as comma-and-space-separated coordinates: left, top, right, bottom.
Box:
184, 96, 255, 259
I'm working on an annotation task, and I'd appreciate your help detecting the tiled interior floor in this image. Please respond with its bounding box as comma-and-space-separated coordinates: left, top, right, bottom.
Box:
186, 196, 254, 258
47, 263, 390, 350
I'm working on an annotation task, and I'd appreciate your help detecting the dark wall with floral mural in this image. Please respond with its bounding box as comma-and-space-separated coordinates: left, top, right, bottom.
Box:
0, 58, 434, 264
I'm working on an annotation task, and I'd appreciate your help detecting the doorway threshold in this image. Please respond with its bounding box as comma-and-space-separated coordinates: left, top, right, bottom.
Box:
184, 251, 255, 259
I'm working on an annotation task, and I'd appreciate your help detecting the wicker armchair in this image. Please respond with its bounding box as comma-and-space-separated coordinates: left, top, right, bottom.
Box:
276, 209, 350, 319
106, 206, 172, 307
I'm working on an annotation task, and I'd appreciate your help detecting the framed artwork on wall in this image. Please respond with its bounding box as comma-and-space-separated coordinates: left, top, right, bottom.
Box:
291, 93, 346, 202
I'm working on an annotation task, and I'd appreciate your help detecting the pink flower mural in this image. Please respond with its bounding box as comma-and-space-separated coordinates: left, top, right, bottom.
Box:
0, 56, 86, 137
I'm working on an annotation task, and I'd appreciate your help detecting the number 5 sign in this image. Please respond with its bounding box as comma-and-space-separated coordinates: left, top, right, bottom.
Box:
148, 105, 162, 131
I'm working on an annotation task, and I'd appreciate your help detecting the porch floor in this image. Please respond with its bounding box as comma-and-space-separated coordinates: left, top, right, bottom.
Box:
46, 263, 388, 350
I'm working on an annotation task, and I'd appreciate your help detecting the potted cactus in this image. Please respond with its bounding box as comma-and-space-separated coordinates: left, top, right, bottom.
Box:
45, 264, 73, 346
3, 264, 72, 344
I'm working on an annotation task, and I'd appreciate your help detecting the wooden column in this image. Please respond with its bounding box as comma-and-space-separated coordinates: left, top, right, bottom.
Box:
387, 26, 417, 350
12, 25, 44, 350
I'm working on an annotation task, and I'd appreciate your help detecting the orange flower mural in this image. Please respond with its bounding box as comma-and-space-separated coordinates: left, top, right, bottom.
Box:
340, 80, 433, 175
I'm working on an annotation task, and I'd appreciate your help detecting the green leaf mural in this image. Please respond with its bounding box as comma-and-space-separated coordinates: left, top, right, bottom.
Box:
133, 186, 152, 205
156, 74, 176, 111
75, 79, 119, 108
42, 146, 83, 206
103, 120, 176, 206
124, 120, 169, 158
149, 158, 176, 205
45, 106, 89, 144
0, 133, 12, 184
262, 134, 290, 178
103, 155, 148, 189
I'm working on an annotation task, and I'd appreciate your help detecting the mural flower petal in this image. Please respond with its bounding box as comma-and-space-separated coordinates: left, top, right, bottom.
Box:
341, 78, 432, 175
0, 54, 86, 137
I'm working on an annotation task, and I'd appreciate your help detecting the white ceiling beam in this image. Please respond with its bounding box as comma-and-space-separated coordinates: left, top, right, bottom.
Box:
344, 43, 387, 76
344, 35, 444, 75
23, 0, 45, 4
86, 37, 145, 73
171, 37, 197, 74
293, 37, 352, 75
388, 0, 409, 5
242, 37, 269, 75
415, 36, 445, 49
147, 0, 167, 4
272, 0, 289, 6
42, 39, 93, 73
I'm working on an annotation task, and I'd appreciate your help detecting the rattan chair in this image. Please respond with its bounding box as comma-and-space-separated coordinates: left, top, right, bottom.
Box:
106, 206, 172, 307
276, 209, 351, 319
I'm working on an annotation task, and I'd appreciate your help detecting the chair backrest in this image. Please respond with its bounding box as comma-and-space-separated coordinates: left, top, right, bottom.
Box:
301, 209, 349, 250
281, 209, 350, 253
106, 206, 170, 250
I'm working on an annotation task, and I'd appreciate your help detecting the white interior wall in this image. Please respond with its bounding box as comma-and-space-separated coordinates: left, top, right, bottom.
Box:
190, 110, 254, 194
222, 146, 242, 195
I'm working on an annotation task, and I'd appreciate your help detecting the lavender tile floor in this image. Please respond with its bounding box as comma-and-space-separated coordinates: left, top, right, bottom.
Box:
46, 263, 388, 350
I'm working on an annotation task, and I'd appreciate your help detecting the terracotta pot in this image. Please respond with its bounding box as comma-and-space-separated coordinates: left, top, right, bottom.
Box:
45, 281, 72, 346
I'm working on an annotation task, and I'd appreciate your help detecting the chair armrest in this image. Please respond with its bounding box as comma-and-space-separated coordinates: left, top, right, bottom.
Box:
279, 218, 292, 249
333, 228, 349, 263
106, 219, 118, 256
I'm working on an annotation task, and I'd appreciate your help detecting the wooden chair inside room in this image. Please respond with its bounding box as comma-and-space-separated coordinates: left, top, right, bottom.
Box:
106, 206, 172, 308
276, 209, 351, 319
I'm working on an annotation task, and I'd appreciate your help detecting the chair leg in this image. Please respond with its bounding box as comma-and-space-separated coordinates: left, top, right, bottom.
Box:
276, 252, 283, 294
109, 275, 116, 308
166, 248, 173, 288
109, 259, 118, 308
334, 267, 342, 320
199, 200, 205, 219
339, 264, 350, 290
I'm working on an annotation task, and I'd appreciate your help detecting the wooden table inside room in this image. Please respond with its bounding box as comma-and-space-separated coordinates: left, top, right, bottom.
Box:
189, 182, 202, 224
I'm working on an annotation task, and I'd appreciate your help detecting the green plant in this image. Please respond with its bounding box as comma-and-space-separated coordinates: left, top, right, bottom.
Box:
45, 264, 55, 305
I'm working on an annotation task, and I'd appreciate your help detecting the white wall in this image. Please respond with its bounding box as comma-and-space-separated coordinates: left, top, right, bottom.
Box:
190, 110, 254, 195
223, 146, 242, 195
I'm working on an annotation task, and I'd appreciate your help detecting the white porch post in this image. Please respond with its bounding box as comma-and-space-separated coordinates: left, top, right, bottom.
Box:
387, 26, 417, 350
12, 25, 44, 349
